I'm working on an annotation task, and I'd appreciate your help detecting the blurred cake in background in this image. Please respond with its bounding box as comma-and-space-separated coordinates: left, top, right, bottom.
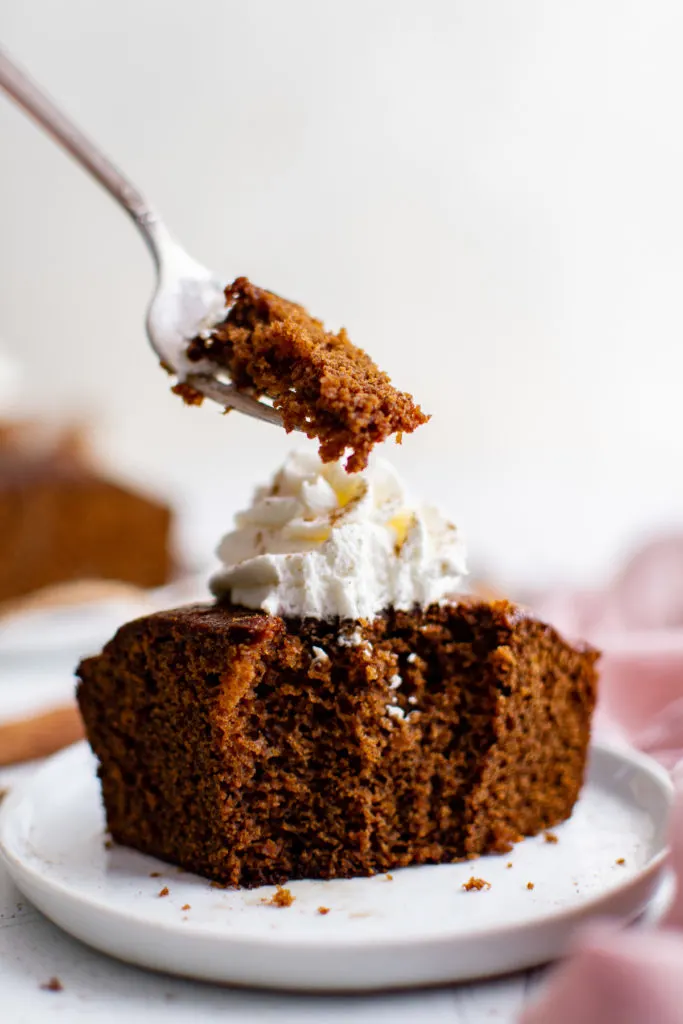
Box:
0, 346, 174, 606
0, 419, 173, 605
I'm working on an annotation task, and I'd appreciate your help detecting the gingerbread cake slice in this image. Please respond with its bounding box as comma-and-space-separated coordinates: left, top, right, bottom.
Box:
76, 599, 598, 888
179, 277, 428, 472
77, 452, 599, 888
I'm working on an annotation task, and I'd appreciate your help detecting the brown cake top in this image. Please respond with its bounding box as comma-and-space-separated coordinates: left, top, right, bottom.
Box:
182, 277, 429, 472
108, 597, 598, 661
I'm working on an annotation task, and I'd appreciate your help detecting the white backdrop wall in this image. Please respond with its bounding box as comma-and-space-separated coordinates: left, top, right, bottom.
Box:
1, 1, 682, 585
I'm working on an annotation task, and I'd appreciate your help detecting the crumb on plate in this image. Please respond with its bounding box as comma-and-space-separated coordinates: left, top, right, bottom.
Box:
317, 906, 330, 915
462, 877, 491, 892
544, 832, 558, 844
526, 882, 535, 891
158, 886, 170, 897
40, 977, 63, 992
616, 858, 626, 865
181, 903, 191, 911
261, 885, 295, 908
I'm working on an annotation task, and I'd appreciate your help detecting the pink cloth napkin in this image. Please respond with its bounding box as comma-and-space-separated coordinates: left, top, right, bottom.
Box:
519, 536, 683, 1023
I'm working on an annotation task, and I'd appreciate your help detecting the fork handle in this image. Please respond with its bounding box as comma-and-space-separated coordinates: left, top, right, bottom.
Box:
0, 46, 165, 266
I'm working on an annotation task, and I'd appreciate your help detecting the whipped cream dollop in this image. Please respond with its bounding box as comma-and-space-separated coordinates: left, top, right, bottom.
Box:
211, 452, 468, 620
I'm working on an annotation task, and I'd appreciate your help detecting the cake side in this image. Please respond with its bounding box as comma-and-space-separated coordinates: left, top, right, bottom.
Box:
77, 606, 285, 885
181, 277, 429, 472
462, 609, 599, 855
77, 599, 598, 887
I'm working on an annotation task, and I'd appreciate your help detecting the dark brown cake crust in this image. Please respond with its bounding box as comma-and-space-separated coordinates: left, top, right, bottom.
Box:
77, 600, 598, 888
181, 277, 429, 472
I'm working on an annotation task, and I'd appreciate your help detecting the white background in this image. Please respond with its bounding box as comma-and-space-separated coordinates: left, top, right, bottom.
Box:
2, 0, 683, 587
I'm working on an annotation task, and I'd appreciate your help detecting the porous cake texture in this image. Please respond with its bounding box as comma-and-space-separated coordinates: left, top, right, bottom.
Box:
179, 277, 428, 472
77, 599, 598, 888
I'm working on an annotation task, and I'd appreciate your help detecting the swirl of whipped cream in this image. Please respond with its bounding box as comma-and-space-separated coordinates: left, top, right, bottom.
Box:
211, 451, 467, 620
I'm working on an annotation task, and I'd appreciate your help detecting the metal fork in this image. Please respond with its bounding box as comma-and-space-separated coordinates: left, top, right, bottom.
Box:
0, 47, 284, 429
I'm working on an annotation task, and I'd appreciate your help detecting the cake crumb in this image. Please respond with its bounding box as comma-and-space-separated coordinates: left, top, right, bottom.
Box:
172, 381, 204, 405
262, 885, 294, 908
526, 882, 535, 891
385, 873, 394, 881
544, 832, 558, 844
506, 862, 513, 869
0, 788, 8, 803
150, 871, 162, 878
317, 906, 330, 915
158, 886, 170, 897
104, 839, 113, 850
338, 627, 364, 647
210, 880, 228, 889
462, 877, 491, 892
40, 977, 63, 992
181, 904, 191, 911
616, 858, 626, 865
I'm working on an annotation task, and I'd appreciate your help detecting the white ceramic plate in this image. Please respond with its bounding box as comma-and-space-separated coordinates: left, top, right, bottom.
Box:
0, 740, 672, 992
0, 575, 209, 679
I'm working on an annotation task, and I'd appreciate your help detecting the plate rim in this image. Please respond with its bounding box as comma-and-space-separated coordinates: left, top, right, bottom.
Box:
0, 738, 673, 953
